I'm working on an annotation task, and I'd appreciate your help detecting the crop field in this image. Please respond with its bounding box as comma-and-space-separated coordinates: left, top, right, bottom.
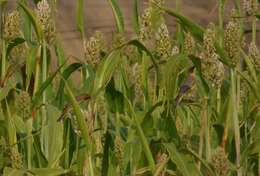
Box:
0, 0, 259, 175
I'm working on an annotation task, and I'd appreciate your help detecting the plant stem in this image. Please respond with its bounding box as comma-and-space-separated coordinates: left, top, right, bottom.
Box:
41, 40, 48, 153
26, 118, 33, 169
205, 97, 211, 161
218, 0, 224, 46
1, 40, 6, 82
231, 69, 242, 176
252, 17, 257, 44
216, 88, 221, 113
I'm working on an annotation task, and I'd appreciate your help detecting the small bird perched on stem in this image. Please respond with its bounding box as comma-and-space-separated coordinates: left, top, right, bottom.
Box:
57, 93, 91, 122
175, 66, 196, 106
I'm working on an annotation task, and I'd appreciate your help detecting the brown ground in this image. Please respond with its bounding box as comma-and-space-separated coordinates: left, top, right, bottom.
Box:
55, 0, 235, 59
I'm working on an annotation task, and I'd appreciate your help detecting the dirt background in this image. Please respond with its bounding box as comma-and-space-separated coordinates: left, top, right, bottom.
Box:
55, 0, 236, 58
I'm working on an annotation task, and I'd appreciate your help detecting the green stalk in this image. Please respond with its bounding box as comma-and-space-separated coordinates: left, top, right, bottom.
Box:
176, 0, 181, 36
126, 97, 155, 172
231, 69, 242, 176
205, 97, 211, 161
198, 97, 206, 169
33, 48, 41, 95
26, 118, 33, 169
1, 40, 6, 82
41, 40, 48, 154
218, 0, 224, 46
216, 88, 221, 114
252, 17, 257, 44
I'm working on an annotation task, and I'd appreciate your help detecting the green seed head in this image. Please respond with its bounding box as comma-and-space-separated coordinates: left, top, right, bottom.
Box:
249, 42, 260, 69
3, 10, 20, 41
9, 43, 27, 66
155, 23, 172, 58
7, 148, 23, 169
16, 91, 31, 121
114, 136, 124, 166
240, 71, 250, 103
36, 0, 55, 43
203, 23, 216, 60
211, 147, 230, 176
243, 0, 258, 16
183, 32, 195, 55
112, 33, 125, 49
84, 31, 106, 67
201, 23, 224, 88
224, 20, 240, 67
139, 7, 153, 42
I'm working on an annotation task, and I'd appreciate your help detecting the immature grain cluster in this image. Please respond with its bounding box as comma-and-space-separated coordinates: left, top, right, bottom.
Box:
111, 33, 126, 49
211, 147, 230, 176
16, 91, 32, 121
243, 0, 258, 16
224, 19, 241, 67
183, 32, 195, 55
132, 64, 143, 100
3, 10, 20, 41
7, 148, 23, 169
84, 31, 106, 67
248, 42, 260, 69
240, 71, 250, 103
139, 7, 153, 42
36, 0, 55, 42
114, 136, 124, 167
201, 23, 224, 88
155, 23, 172, 58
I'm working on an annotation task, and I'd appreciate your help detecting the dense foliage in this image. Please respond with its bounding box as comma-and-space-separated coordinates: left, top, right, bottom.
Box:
0, 0, 259, 175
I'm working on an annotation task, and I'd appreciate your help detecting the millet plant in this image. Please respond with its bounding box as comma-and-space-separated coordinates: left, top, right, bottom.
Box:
0, 0, 259, 175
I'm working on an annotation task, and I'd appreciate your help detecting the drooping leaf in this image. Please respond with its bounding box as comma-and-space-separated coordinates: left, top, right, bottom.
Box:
108, 0, 125, 33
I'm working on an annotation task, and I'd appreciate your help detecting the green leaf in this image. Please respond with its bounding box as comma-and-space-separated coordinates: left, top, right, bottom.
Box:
6, 38, 25, 57
64, 80, 91, 150
18, 2, 43, 41
32, 63, 65, 106
164, 143, 200, 176
93, 50, 121, 95
162, 7, 204, 41
76, 0, 85, 38
108, 0, 125, 33
105, 79, 124, 113
56, 62, 83, 108
29, 168, 69, 176
132, 0, 140, 34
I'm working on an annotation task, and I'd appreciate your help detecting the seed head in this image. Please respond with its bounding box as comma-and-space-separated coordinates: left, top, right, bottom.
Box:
155, 23, 172, 58
201, 24, 224, 88
224, 20, 241, 67
211, 147, 230, 176
36, 0, 55, 43
16, 91, 31, 121
114, 136, 124, 166
202, 23, 216, 60
9, 43, 27, 66
84, 31, 106, 67
111, 33, 125, 49
249, 42, 260, 69
183, 32, 195, 55
139, 7, 153, 42
3, 10, 20, 41
171, 45, 180, 56
240, 71, 250, 103
7, 148, 23, 169
149, 0, 165, 7
243, 0, 258, 16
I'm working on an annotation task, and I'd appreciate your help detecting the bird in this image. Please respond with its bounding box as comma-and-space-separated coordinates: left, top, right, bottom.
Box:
57, 93, 91, 122
175, 66, 196, 106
